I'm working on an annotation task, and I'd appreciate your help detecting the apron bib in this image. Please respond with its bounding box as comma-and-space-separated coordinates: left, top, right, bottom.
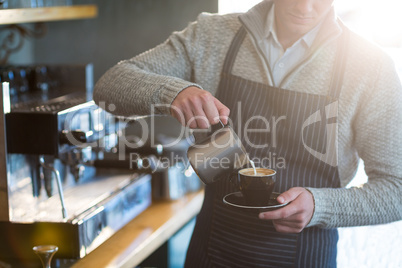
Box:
186, 26, 349, 268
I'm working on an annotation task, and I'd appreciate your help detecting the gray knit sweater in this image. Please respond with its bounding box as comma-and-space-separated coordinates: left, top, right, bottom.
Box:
94, 1, 402, 228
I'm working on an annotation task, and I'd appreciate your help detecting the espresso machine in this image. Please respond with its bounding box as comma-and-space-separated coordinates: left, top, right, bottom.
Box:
0, 64, 154, 264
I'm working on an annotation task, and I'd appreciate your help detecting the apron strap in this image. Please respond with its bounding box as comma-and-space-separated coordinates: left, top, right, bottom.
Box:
329, 23, 350, 99
220, 26, 247, 75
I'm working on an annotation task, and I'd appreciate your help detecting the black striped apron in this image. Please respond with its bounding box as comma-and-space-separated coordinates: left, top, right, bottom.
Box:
185, 26, 348, 268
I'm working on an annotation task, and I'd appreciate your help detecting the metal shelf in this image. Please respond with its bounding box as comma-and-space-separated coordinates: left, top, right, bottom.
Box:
0, 5, 97, 25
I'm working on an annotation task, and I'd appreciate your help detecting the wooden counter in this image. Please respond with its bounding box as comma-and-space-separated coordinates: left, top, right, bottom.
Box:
72, 189, 204, 268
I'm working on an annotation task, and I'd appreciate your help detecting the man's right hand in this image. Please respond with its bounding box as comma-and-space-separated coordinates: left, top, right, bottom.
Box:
170, 86, 230, 129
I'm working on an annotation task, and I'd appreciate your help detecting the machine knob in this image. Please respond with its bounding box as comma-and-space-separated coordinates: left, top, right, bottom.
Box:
59, 130, 88, 145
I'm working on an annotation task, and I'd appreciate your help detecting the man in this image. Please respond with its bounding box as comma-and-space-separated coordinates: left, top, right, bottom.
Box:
94, 0, 402, 267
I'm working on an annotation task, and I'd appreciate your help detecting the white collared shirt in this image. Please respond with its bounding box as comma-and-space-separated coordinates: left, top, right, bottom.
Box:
259, 4, 322, 86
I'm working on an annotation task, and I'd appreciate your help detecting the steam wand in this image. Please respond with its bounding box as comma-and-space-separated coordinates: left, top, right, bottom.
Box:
39, 156, 68, 220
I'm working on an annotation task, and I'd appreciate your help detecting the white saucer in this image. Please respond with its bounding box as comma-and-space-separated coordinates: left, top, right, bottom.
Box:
223, 192, 289, 213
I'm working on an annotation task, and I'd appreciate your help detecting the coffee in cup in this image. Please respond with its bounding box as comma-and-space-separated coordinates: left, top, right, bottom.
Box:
238, 168, 276, 206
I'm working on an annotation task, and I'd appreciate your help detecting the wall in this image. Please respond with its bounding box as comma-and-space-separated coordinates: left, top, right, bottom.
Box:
9, 0, 218, 81
6, 0, 218, 137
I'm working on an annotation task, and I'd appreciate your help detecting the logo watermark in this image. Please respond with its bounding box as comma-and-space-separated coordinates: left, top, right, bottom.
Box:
61, 100, 338, 170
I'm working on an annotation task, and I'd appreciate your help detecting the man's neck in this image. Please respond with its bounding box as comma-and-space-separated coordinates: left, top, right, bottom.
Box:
276, 31, 303, 50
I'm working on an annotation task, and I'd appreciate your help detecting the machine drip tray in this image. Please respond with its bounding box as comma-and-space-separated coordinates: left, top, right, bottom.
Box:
0, 172, 152, 260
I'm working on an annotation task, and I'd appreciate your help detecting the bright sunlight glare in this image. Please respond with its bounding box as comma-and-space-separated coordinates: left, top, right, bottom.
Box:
218, 0, 262, 15
351, 0, 402, 47
218, 0, 402, 47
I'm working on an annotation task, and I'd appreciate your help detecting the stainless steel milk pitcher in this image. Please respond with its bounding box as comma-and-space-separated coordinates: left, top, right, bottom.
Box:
187, 121, 248, 184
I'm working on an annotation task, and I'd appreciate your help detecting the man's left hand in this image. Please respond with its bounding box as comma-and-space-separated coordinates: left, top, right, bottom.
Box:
259, 187, 315, 233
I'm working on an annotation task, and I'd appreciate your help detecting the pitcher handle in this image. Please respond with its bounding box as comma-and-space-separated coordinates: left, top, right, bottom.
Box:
191, 119, 226, 143
228, 167, 243, 190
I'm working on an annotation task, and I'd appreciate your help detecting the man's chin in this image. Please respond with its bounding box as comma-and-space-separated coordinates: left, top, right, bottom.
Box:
287, 24, 314, 38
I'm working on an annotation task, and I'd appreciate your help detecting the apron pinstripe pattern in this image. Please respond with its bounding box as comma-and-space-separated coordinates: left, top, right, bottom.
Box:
185, 26, 349, 268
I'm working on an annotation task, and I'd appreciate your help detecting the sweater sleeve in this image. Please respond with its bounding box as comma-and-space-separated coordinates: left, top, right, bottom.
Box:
307, 54, 402, 228
93, 16, 205, 117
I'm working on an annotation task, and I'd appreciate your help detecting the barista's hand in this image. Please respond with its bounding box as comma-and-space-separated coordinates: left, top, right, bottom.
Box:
170, 86, 230, 129
259, 187, 314, 233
